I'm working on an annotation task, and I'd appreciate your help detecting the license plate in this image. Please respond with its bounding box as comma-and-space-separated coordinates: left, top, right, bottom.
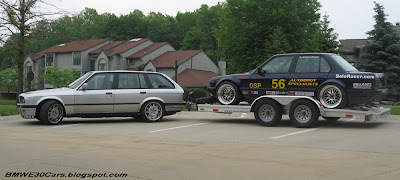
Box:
23, 115, 34, 119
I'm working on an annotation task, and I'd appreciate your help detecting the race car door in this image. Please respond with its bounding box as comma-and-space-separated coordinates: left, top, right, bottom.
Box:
247, 55, 295, 96
288, 55, 331, 96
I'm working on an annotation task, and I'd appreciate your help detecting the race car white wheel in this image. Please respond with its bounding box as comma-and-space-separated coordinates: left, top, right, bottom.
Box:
216, 81, 241, 105
318, 84, 347, 109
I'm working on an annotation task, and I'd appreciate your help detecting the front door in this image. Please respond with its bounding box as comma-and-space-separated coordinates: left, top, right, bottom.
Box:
74, 73, 115, 113
243, 55, 294, 99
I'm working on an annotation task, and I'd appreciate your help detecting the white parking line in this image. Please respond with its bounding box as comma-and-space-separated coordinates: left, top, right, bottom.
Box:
270, 128, 319, 139
53, 124, 80, 129
149, 122, 209, 133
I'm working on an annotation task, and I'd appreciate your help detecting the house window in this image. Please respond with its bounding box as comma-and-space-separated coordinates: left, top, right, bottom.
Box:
128, 59, 135, 65
73, 52, 82, 66
98, 59, 107, 71
46, 54, 54, 66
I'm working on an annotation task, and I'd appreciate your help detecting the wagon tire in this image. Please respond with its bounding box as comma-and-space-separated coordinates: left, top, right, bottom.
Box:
40, 100, 64, 125
141, 101, 164, 122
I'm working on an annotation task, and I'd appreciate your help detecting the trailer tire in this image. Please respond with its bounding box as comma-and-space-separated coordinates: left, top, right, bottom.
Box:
254, 99, 282, 126
289, 99, 319, 128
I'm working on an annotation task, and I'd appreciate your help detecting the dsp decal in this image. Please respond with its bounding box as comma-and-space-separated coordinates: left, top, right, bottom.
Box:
288, 79, 318, 86
249, 83, 262, 88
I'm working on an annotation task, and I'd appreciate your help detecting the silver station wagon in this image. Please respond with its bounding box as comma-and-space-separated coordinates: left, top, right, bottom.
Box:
18, 71, 185, 125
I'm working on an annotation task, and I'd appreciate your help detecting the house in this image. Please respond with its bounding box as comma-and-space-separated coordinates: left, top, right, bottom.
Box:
25, 39, 111, 89
339, 39, 370, 66
24, 38, 225, 90
339, 22, 400, 66
142, 50, 222, 78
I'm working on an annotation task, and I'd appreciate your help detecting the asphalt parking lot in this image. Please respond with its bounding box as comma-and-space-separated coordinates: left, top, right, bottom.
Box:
1, 112, 400, 180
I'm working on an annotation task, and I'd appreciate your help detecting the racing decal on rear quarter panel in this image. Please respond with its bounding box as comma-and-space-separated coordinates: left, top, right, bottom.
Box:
336, 74, 375, 79
353, 83, 372, 89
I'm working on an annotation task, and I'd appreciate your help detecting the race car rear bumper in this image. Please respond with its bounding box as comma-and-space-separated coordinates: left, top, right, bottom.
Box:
347, 88, 388, 105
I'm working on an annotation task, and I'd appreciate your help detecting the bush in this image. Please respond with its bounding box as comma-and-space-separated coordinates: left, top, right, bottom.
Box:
182, 87, 208, 102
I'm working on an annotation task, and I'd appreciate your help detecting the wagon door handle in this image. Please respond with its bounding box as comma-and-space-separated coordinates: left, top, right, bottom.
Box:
140, 92, 146, 94
106, 92, 113, 95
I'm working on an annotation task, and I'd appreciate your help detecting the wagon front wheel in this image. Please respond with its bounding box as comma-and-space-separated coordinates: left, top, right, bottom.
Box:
40, 100, 64, 125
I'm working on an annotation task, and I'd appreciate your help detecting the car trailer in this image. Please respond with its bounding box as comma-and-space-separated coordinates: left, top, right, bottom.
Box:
197, 95, 391, 128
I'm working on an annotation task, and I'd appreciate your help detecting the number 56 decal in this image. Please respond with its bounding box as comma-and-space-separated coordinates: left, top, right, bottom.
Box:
272, 79, 285, 89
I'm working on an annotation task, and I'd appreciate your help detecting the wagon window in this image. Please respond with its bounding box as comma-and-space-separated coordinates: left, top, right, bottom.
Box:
147, 74, 174, 89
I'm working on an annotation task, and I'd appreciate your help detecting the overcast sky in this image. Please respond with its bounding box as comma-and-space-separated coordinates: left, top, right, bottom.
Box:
49, 0, 400, 40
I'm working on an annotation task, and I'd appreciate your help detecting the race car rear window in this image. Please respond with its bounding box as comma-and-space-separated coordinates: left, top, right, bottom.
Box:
295, 56, 331, 73
331, 55, 358, 72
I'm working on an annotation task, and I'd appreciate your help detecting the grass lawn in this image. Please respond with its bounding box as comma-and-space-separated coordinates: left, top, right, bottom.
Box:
379, 105, 400, 115
0, 100, 20, 116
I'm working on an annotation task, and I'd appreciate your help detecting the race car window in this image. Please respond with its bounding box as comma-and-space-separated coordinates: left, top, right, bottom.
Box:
261, 56, 293, 73
294, 56, 331, 73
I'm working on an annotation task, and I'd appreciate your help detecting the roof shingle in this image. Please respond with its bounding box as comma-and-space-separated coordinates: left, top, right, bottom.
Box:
127, 42, 168, 59
29, 39, 109, 60
152, 50, 202, 68
172, 69, 220, 87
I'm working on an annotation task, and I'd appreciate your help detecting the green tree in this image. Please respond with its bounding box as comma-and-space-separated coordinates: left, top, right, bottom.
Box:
41, 67, 80, 88
145, 12, 180, 49
0, 0, 58, 97
0, 68, 18, 93
215, 0, 321, 74
180, 4, 223, 63
358, 2, 400, 100
317, 13, 341, 53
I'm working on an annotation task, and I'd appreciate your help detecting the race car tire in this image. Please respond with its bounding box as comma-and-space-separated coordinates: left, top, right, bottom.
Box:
216, 81, 242, 105
317, 84, 347, 109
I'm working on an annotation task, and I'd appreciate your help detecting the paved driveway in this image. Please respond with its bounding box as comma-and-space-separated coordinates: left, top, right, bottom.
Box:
0, 112, 399, 179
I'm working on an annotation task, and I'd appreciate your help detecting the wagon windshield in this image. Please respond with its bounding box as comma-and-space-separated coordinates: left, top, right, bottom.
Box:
67, 72, 93, 89
331, 55, 358, 72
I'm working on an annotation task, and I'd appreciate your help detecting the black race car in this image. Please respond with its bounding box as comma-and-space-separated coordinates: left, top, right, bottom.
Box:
209, 53, 387, 108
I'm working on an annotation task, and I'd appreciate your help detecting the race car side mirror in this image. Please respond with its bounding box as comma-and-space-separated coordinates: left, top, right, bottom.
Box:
258, 68, 265, 75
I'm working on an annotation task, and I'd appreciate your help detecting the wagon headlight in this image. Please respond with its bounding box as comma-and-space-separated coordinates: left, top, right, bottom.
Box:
19, 96, 25, 103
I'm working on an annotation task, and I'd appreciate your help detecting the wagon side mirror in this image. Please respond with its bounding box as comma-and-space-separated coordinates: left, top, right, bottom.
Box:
81, 83, 88, 90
